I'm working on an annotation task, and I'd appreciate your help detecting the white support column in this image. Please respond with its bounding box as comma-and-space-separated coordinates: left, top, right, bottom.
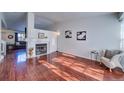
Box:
26, 12, 35, 58
0, 13, 2, 61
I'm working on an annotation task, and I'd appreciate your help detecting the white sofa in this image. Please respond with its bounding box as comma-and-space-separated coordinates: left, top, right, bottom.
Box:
100, 50, 124, 72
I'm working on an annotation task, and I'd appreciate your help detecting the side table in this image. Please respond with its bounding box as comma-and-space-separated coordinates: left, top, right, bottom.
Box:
90, 50, 99, 61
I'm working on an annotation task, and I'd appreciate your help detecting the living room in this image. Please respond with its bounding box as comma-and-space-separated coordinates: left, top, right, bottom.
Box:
0, 12, 124, 81
1, 0, 124, 92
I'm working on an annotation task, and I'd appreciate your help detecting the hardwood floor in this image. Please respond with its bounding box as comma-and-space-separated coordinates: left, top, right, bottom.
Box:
0, 49, 124, 81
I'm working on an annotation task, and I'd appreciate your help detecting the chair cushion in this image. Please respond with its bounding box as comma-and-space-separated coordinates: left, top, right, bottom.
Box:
113, 50, 122, 55
104, 50, 122, 59
101, 57, 110, 62
104, 50, 113, 59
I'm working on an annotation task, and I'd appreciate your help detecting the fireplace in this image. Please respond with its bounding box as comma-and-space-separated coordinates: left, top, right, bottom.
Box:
35, 43, 47, 55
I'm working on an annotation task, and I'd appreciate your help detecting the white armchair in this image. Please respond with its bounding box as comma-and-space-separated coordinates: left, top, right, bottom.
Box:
100, 50, 124, 72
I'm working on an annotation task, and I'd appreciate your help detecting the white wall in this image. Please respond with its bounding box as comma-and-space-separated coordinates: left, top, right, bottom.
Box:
26, 28, 57, 58
27, 29, 57, 58
27, 12, 35, 58
0, 13, 1, 61
32, 29, 57, 53
120, 21, 124, 50
1, 29, 25, 44
52, 14, 121, 59
27, 13, 57, 58
0, 13, 6, 61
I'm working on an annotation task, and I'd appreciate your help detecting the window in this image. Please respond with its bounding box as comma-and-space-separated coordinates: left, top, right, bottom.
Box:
120, 23, 124, 49
18, 33, 25, 41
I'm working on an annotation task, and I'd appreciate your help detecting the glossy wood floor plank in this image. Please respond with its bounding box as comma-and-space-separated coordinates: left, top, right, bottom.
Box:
0, 49, 124, 81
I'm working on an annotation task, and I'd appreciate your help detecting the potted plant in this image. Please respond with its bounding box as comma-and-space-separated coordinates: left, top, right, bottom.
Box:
29, 48, 34, 57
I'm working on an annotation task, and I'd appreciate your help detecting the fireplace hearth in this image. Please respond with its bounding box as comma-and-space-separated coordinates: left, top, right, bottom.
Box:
35, 44, 47, 55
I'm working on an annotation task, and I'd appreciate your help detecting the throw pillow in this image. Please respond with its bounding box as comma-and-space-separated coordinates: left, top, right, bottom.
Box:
104, 50, 113, 59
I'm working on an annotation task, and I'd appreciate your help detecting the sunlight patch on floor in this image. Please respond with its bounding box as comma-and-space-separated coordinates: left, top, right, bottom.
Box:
42, 62, 78, 80
84, 68, 104, 81
53, 57, 105, 80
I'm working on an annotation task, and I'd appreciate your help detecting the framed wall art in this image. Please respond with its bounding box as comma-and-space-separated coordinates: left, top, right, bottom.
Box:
65, 30, 72, 38
38, 33, 45, 39
77, 31, 86, 40
8, 35, 14, 39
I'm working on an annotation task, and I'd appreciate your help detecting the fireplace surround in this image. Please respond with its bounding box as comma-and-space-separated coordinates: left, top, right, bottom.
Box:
35, 43, 47, 55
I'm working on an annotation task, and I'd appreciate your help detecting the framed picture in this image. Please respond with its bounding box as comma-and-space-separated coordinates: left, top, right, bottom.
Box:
8, 35, 14, 39
77, 31, 86, 40
38, 33, 45, 39
65, 30, 72, 38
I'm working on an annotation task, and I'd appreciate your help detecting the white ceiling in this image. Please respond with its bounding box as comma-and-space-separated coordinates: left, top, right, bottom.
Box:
3, 12, 26, 31
3, 12, 113, 31
35, 12, 113, 23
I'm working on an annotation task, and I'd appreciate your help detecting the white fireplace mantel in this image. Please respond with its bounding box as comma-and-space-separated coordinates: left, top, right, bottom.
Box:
26, 28, 57, 58
27, 39, 50, 58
